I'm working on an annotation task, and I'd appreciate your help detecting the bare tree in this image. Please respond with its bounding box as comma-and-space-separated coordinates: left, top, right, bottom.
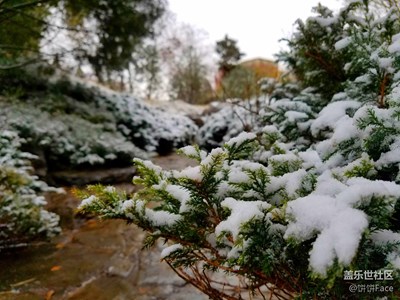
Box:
160, 22, 216, 104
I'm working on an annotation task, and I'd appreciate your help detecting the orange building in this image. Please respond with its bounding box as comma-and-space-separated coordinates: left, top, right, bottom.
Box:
239, 58, 280, 80
214, 58, 281, 99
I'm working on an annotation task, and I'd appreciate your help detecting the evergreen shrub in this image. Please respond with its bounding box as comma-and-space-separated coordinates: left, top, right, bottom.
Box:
0, 131, 61, 250
0, 75, 198, 169
79, 1, 400, 298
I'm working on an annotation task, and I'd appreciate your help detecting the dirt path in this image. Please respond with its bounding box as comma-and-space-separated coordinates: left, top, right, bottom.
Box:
0, 153, 206, 300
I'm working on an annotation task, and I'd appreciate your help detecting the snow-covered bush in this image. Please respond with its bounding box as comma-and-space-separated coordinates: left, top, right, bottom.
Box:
79, 1, 400, 298
197, 99, 266, 150
0, 75, 198, 169
79, 131, 400, 298
0, 131, 61, 249
56, 78, 198, 153
0, 100, 145, 169
261, 85, 319, 148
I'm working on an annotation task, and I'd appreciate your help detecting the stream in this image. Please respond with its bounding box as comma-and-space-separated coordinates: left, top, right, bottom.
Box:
0, 153, 206, 300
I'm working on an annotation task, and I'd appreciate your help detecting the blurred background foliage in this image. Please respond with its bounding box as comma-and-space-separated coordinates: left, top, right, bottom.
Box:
0, 0, 166, 83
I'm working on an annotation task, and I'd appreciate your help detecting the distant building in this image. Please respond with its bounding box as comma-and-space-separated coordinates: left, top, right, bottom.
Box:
214, 57, 281, 99
239, 58, 280, 80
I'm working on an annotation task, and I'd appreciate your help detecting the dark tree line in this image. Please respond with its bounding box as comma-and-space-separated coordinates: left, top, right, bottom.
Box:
0, 0, 166, 83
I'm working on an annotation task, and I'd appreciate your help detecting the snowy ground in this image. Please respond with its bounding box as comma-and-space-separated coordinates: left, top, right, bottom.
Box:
145, 99, 209, 115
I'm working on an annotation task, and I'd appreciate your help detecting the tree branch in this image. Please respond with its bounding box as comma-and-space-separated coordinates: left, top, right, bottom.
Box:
3, 5, 96, 34
378, 72, 389, 108
0, 0, 51, 13
304, 50, 344, 81
0, 57, 40, 70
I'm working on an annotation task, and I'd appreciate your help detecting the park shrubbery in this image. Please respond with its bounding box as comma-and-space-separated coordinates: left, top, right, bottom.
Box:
0, 73, 198, 170
0, 131, 61, 250
0, 70, 197, 248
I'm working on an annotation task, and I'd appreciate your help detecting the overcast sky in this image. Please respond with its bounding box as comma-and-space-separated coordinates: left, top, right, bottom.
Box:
168, 0, 343, 60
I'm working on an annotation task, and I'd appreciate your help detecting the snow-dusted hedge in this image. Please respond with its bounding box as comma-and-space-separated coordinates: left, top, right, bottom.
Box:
56, 78, 198, 153
79, 1, 400, 298
0, 100, 145, 168
197, 85, 318, 151
79, 127, 400, 298
0, 131, 61, 249
0, 76, 198, 169
197, 99, 265, 150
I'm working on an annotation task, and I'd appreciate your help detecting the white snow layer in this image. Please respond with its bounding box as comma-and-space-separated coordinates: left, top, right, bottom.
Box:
225, 132, 257, 147
174, 166, 203, 181
179, 145, 207, 160
371, 230, 400, 269
335, 37, 351, 50
388, 33, 400, 53
133, 200, 182, 227
215, 198, 270, 241
165, 184, 191, 213
285, 195, 368, 275
160, 243, 183, 259
78, 195, 98, 209
146, 209, 182, 227
310, 16, 338, 27
311, 100, 361, 137
285, 177, 400, 275
376, 138, 400, 167
284, 111, 309, 122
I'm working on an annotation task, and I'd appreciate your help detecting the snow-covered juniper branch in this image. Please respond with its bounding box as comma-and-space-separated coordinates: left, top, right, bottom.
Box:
78, 1, 400, 298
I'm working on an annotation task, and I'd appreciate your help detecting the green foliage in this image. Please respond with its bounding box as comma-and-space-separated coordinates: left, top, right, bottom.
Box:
343, 154, 377, 179
63, 0, 165, 81
224, 133, 257, 163
0, 0, 165, 84
215, 35, 244, 72
0, 74, 197, 168
78, 1, 400, 299
0, 99, 141, 169
261, 87, 318, 148
278, 0, 400, 103
269, 155, 302, 177
0, 131, 60, 250
78, 130, 400, 298
220, 66, 258, 100
0, 0, 55, 68
76, 185, 127, 219
357, 108, 399, 160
